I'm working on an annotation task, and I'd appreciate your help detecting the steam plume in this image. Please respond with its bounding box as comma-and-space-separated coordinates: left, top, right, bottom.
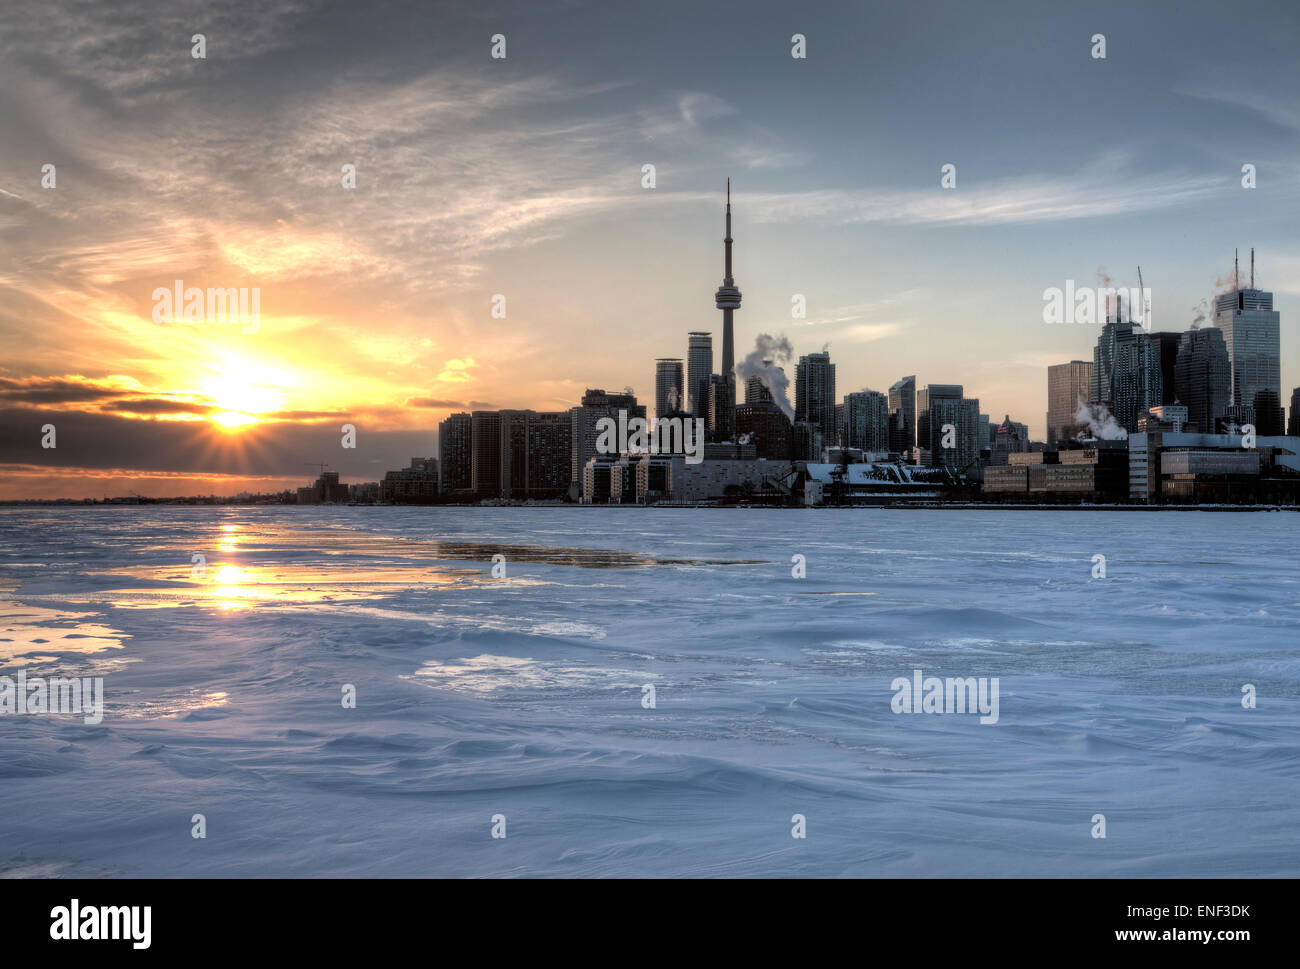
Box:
735, 333, 795, 420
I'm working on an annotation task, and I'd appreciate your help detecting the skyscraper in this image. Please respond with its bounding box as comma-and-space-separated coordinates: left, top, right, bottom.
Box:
1174, 328, 1231, 433
437, 412, 472, 494
655, 358, 684, 418
1215, 252, 1281, 412
1148, 332, 1183, 406
917, 384, 980, 471
916, 384, 961, 455
1290, 388, 1300, 436
498, 410, 571, 500
795, 351, 836, 446
687, 332, 712, 420
708, 373, 735, 441
888, 375, 916, 453
714, 179, 742, 437
1112, 334, 1163, 433
1091, 313, 1133, 408
1093, 312, 1161, 433
843, 390, 889, 452
1046, 361, 1093, 445
470, 410, 502, 499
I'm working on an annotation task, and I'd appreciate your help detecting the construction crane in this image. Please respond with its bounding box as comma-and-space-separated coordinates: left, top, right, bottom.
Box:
303, 462, 332, 476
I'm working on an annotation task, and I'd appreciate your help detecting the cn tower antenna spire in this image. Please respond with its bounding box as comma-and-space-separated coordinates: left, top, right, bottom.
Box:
724, 178, 733, 283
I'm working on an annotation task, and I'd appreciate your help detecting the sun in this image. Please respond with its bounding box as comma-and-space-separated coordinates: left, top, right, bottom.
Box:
201, 368, 285, 431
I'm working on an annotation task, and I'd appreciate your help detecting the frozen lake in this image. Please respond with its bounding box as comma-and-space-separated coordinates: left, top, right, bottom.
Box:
1, 506, 1297, 876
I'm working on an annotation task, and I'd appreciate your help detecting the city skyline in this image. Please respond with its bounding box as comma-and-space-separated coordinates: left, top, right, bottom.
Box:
3, 171, 1294, 499
2, 0, 1299, 499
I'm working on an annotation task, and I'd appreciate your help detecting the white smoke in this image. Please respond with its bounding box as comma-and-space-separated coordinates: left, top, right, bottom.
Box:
1191, 295, 1215, 330
1096, 267, 1115, 319
1073, 399, 1127, 440
735, 333, 795, 420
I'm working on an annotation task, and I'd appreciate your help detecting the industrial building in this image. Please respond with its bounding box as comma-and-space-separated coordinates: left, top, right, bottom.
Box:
983, 446, 1128, 500
1129, 430, 1300, 504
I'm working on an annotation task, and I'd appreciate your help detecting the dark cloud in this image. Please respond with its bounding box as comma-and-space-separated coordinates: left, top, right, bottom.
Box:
0, 376, 129, 404
103, 398, 211, 415
268, 409, 352, 420
0, 406, 436, 482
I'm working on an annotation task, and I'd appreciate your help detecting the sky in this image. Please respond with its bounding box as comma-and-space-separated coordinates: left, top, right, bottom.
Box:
1, 0, 1298, 498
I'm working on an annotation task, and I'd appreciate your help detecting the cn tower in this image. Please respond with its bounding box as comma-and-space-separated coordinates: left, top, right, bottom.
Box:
714, 179, 741, 438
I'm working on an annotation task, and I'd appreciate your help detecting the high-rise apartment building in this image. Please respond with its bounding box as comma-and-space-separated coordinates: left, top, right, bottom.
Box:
888, 375, 916, 453
569, 388, 646, 496
686, 332, 713, 420
843, 390, 889, 452
498, 410, 571, 500
470, 410, 502, 499
654, 358, 684, 419
437, 411, 473, 494
795, 351, 836, 446
708, 374, 735, 442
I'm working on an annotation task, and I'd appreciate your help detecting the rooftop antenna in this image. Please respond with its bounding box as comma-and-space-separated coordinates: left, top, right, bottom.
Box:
1234, 248, 1239, 292
1136, 265, 1147, 328
1250, 247, 1254, 289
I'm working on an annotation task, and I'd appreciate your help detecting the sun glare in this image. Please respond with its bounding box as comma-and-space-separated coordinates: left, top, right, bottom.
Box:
201, 368, 286, 431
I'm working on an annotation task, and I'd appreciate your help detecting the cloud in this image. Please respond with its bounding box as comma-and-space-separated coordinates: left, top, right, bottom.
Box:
437, 358, 477, 383
677, 92, 737, 128
0, 374, 144, 404
103, 397, 212, 415
746, 161, 1225, 228
839, 321, 904, 343
1176, 83, 1300, 136
404, 397, 464, 408
0, 0, 323, 102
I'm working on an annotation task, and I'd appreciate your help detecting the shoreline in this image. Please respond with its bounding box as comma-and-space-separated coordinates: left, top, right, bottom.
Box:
2, 501, 1297, 512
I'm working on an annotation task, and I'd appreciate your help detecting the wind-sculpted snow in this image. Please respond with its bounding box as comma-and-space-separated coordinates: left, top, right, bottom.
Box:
0, 506, 1297, 876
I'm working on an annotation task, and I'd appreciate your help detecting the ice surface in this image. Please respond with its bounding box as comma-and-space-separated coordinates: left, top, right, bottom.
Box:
0, 506, 1297, 876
